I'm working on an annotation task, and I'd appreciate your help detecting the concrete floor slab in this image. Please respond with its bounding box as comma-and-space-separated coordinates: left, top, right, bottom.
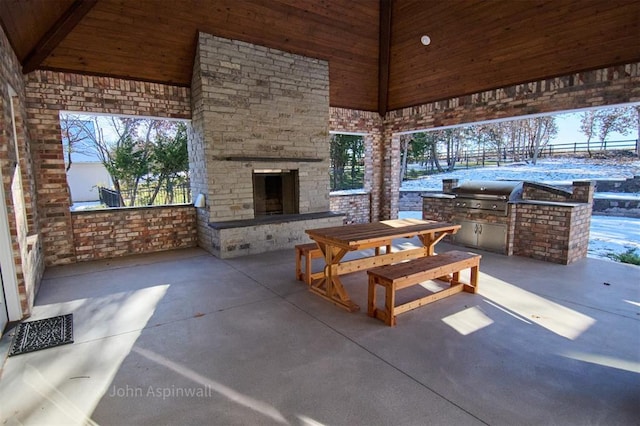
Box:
1, 244, 638, 425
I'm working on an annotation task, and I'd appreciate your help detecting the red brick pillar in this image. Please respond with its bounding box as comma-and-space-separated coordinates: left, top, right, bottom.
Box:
443, 179, 459, 194
572, 181, 595, 204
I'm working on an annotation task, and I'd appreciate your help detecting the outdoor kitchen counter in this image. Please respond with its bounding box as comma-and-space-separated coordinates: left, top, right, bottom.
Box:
516, 200, 585, 207
305, 219, 460, 312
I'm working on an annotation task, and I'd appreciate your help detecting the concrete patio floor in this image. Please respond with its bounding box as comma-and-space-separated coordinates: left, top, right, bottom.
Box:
0, 241, 638, 425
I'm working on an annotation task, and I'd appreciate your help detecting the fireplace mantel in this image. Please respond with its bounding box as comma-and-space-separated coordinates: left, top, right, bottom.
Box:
208, 211, 342, 229
222, 156, 323, 162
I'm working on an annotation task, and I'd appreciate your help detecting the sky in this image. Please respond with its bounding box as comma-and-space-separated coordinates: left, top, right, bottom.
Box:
551, 112, 631, 145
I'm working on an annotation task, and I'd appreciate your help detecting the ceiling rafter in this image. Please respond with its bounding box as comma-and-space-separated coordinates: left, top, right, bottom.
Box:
22, 0, 98, 74
377, 0, 392, 117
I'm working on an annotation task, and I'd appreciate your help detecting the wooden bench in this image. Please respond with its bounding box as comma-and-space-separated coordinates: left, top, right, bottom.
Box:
367, 250, 481, 326
296, 241, 393, 286
295, 243, 325, 285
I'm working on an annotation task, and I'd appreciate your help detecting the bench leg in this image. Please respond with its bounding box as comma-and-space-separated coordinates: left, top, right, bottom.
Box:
452, 271, 460, 286
470, 263, 479, 293
384, 283, 396, 327
374, 244, 393, 256
367, 276, 377, 317
368, 277, 396, 327
305, 251, 313, 285
295, 249, 303, 282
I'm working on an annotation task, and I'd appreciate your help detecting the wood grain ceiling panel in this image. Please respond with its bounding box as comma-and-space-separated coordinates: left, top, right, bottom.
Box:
387, 0, 640, 110
38, 0, 380, 111
1, 0, 637, 113
0, 0, 76, 62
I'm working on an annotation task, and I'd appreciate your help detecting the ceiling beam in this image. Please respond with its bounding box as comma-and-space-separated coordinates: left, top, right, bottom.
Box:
377, 0, 392, 117
22, 0, 98, 74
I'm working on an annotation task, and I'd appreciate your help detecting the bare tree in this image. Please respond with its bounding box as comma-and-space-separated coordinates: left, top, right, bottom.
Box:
579, 111, 598, 157
596, 107, 632, 151
399, 135, 411, 184
635, 105, 640, 156
60, 114, 100, 172
524, 117, 557, 164
580, 107, 635, 156
60, 114, 159, 206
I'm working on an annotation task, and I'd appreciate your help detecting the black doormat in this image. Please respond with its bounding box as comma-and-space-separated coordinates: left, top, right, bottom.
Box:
9, 314, 74, 357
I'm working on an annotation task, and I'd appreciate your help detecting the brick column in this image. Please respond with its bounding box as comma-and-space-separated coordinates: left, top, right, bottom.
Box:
572, 181, 595, 204
443, 179, 459, 193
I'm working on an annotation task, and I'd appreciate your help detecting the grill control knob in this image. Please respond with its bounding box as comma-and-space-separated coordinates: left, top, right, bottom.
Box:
492, 204, 497, 209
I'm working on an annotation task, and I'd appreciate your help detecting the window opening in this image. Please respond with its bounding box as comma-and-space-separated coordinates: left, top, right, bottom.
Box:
330, 133, 365, 191
59, 112, 191, 210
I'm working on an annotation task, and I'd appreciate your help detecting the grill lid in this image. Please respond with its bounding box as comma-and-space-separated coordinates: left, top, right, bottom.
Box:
452, 180, 523, 200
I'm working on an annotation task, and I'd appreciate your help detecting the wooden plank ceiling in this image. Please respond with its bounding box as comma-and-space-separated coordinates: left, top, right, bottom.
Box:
1, 0, 638, 114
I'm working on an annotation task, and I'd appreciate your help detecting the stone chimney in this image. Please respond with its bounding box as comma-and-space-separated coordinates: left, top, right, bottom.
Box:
188, 32, 343, 258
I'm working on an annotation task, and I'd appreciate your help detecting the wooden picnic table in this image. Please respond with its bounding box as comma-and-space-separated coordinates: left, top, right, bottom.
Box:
305, 219, 460, 312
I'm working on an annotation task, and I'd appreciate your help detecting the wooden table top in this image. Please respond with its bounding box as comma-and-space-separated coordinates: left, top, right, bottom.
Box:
305, 219, 460, 249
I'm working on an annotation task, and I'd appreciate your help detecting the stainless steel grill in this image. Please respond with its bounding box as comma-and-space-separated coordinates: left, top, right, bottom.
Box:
451, 181, 523, 216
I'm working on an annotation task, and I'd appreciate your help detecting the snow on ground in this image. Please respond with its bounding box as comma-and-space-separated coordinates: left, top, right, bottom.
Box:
399, 211, 640, 263
587, 216, 640, 260
401, 157, 640, 191
399, 157, 640, 263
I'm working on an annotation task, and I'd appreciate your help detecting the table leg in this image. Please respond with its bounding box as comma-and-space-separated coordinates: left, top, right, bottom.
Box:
419, 231, 453, 281
418, 231, 448, 256
309, 243, 359, 312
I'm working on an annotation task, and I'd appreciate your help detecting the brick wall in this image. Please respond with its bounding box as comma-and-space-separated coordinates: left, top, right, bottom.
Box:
423, 179, 594, 264
523, 182, 574, 202
24, 71, 190, 265
513, 202, 591, 264
71, 205, 197, 262
338, 63, 640, 220
571, 181, 595, 204
422, 195, 455, 222
329, 192, 371, 224
329, 108, 384, 220
0, 25, 44, 317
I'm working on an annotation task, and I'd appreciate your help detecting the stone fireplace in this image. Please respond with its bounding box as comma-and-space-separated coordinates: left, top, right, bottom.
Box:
189, 33, 343, 258
253, 169, 299, 216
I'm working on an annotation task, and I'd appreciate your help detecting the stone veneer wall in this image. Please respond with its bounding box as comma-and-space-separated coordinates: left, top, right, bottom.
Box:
329, 192, 371, 224
209, 214, 343, 258
191, 33, 331, 222
24, 71, 190, 266
191, 33, 347, 257
71, 205, 197, 262
595, 176, 640, 193
0, 25, 44, 316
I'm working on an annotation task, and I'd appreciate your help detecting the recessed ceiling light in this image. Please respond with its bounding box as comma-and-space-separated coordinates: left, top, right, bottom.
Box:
420, 35, 431, 46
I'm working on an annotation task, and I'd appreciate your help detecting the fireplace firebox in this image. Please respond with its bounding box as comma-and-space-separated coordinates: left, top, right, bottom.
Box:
253, 169, 299, 216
